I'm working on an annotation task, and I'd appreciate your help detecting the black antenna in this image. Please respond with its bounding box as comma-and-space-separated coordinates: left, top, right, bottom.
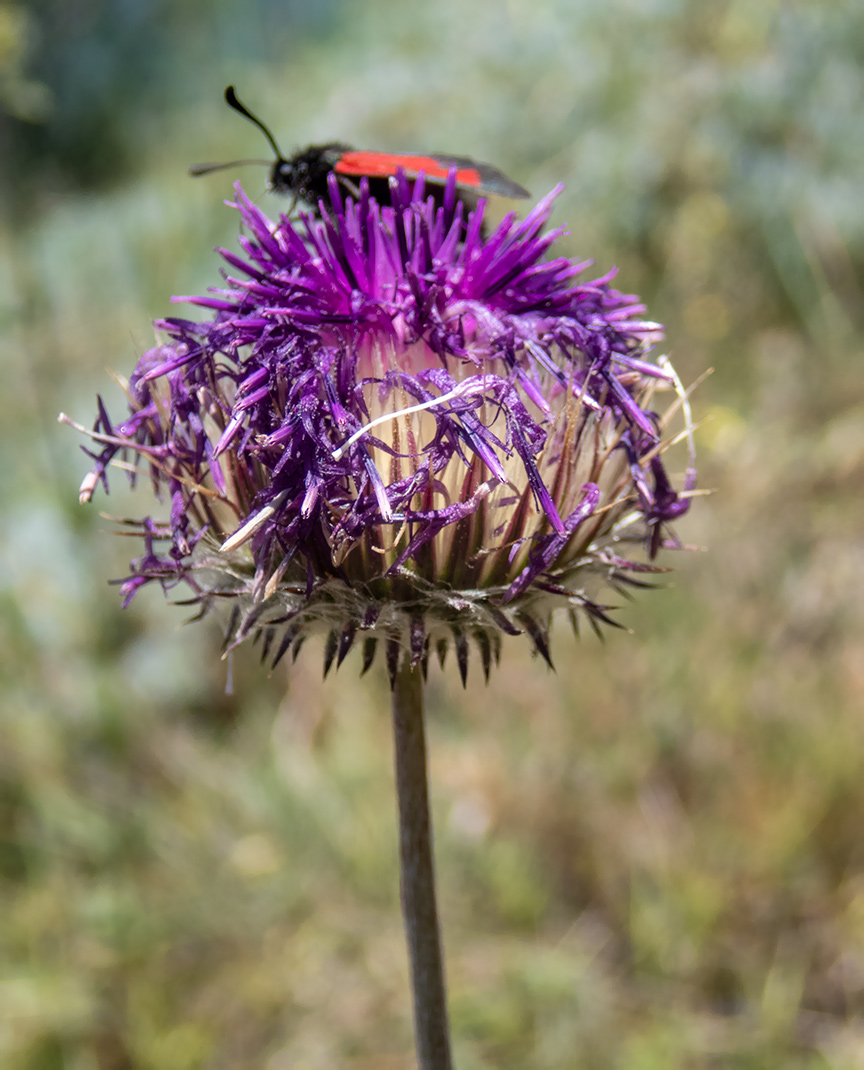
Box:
223, 85, 286, 163
189, 158, 272, 176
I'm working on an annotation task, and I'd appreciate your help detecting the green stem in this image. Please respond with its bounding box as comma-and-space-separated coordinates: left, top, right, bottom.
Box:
391, 660, 453, 1070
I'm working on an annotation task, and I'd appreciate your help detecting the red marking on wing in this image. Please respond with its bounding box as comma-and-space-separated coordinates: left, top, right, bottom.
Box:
335, 151, 483, 187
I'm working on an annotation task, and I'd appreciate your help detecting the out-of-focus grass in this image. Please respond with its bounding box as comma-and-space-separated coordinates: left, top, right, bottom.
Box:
2, 0, 864, 1066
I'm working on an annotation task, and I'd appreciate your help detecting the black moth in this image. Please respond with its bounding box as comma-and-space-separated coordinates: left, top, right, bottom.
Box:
191, 86, 530, 214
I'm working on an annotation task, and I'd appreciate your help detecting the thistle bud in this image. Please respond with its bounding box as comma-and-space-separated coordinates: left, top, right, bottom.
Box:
64, 172, 696, 684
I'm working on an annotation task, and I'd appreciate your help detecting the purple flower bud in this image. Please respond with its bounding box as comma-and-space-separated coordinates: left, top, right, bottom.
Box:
63, 171, 696, 681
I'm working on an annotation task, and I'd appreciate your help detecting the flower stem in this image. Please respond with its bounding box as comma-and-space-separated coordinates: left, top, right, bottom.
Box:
391, 661, 453, 1070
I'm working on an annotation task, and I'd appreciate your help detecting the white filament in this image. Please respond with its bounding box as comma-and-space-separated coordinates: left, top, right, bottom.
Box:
330, 380, 487, 461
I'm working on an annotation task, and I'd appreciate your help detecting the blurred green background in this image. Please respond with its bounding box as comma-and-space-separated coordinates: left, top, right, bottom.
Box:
2, 0, 864, 1066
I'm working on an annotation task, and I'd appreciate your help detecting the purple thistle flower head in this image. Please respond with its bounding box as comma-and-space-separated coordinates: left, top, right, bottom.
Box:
64, 171, 696, 683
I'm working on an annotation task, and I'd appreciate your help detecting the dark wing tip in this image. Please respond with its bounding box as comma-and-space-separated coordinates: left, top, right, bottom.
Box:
474, 164, 530, 199
429, 154, 530, 199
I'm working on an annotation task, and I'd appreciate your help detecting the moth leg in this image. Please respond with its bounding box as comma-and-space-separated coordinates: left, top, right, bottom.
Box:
337, 175, 362, 199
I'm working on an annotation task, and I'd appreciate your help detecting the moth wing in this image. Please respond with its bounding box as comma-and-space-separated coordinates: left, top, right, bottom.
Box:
335, 150, 529, 199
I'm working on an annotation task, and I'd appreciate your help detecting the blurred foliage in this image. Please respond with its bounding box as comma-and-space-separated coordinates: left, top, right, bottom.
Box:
0, 0, 343, 206
2, 0, 864, 1066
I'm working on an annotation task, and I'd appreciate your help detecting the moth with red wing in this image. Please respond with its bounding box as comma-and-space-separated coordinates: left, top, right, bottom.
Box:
191, 86, 530, 212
